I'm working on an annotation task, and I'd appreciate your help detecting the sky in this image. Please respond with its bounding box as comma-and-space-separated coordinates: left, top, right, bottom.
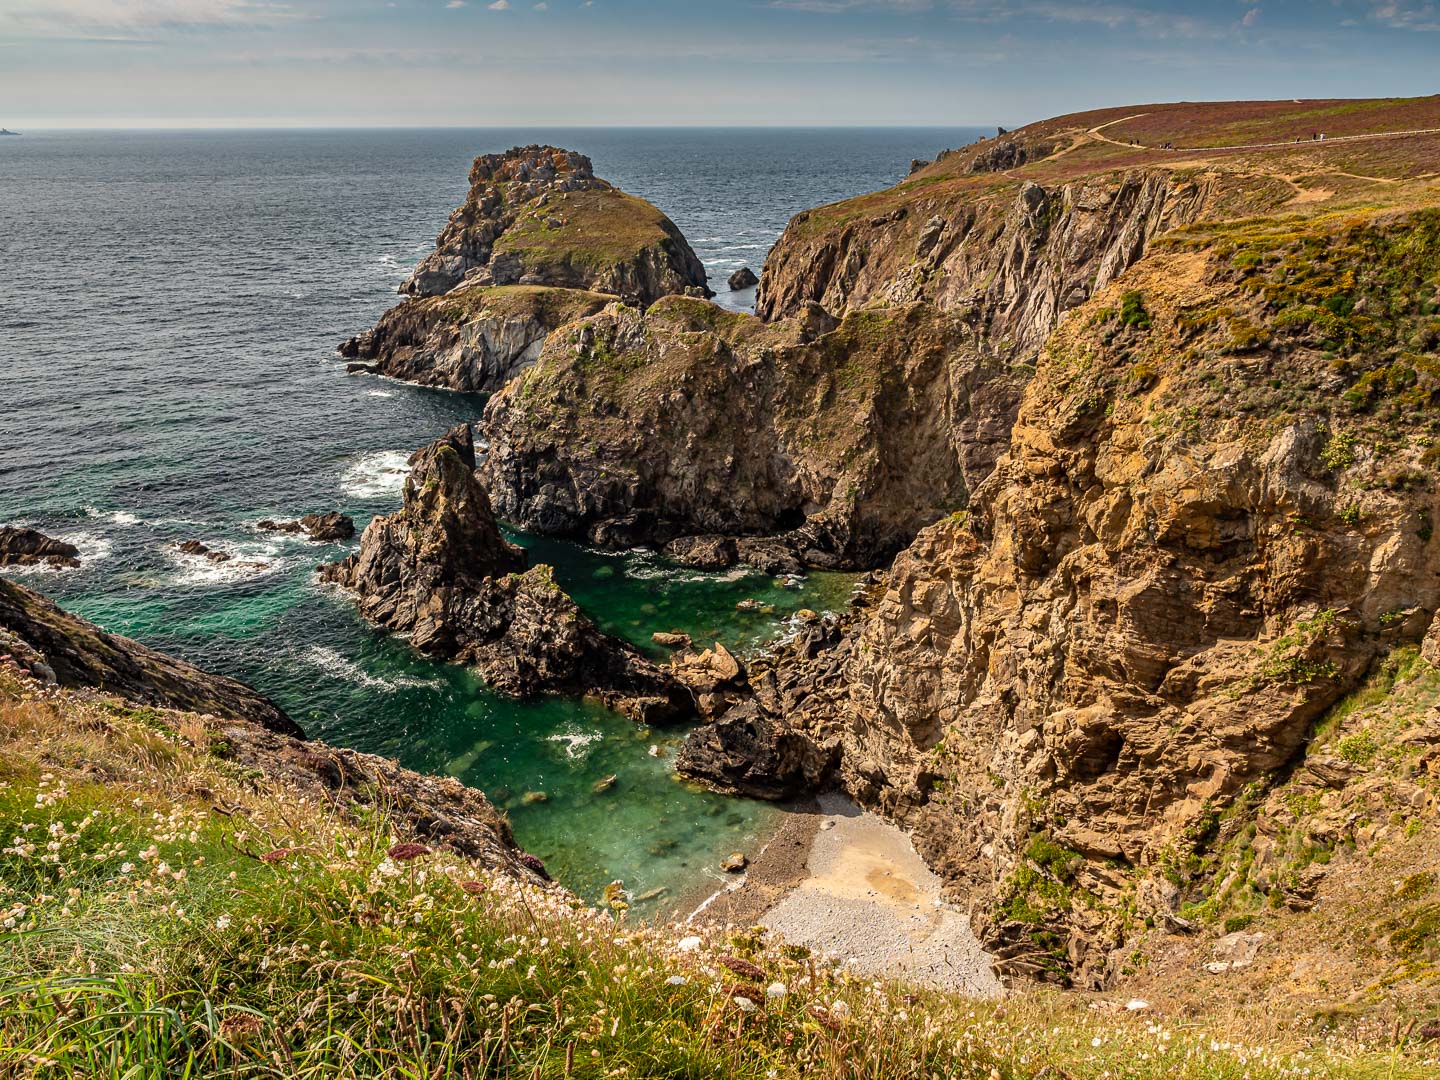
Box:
0, 0, 1437, 128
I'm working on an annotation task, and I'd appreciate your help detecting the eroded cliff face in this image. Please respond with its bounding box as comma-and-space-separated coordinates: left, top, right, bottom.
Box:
478, 297, 1026, 570
403, 145, 709, 304
682, 206, 1440, 986
322, 424, 691, 724
757, 168, 1219, 351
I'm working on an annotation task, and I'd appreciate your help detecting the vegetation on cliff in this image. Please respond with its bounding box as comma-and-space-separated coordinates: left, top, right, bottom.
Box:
3, 663, 1434, 1078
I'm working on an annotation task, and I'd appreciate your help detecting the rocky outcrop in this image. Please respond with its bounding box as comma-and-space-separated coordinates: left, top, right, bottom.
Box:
681, 202, 1440, 986
322, 423, 690, 724
0, 617, 542, 884
343, 145, 709, 393
0, 526, 80, 568
339, 286, 611, 393
756, 168, 1220, 349
728, 267, 758, 291
0, 576, 302, 737
479, 297, 1026, 570
258, 512, 355, 542
401, 146, 709, 304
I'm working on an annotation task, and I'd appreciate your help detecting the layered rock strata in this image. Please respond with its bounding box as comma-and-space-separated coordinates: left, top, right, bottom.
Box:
479, 297, 1025, 570
321, 423, 690, 724
680, 202, 1440, 987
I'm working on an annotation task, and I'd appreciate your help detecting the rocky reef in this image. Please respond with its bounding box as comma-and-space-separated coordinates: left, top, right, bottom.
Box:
321, 423, 690, 724
0, 575, 301, 736
341, 146, 710, 393
0, 526, 80, 568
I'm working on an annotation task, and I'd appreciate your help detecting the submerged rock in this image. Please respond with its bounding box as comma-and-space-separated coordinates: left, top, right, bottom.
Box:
321, 423, 691, 724
0, 526, 79, 569
258, 512, 356, 542
176, 539, 231, 564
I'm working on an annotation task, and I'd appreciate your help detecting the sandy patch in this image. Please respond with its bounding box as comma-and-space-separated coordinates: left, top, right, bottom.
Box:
757, 792, 1002, 996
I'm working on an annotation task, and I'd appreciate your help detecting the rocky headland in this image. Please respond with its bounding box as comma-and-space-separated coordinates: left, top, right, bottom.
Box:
667, 98, 1440, 1001
339, 146, 711, 393
0, 574, 301, 736
0, 578, 542, 881
320, 423, 690, 724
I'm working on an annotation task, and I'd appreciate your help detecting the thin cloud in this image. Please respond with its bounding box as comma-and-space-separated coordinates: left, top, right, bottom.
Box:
0, 0, 295, 35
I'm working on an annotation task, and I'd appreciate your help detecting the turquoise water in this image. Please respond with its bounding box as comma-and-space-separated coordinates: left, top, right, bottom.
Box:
0, 127, 981, 910
3, 478, 854, 912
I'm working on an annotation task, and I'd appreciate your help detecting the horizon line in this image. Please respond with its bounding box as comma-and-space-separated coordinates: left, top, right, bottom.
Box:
2, 121, 1001, 133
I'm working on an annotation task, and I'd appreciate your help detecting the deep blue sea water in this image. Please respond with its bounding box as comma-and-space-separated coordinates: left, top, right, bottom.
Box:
0, 126, 987, 910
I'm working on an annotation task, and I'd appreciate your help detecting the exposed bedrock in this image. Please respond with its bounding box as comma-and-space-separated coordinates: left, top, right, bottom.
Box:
341, 146, 711, 394
479, 297, 1026, 571
0, 526, 80, 569
321, 423, 691, 725
757, 166, 1219, 351
679, 205, 1440, 987
0, 576, 302, 737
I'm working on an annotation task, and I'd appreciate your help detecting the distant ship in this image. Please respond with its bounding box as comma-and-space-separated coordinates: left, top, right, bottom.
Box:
0, 128, 19, 136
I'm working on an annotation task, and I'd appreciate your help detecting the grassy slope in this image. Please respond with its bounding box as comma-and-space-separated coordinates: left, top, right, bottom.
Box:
2, 664, 1436, 1078
494, 189, 683, 273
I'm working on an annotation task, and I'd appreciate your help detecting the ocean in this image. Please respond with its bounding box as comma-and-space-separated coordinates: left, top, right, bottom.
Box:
0, 126, 987, 910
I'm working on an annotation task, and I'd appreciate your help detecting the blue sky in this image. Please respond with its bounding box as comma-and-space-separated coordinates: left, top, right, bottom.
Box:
1, 1, 1437, 127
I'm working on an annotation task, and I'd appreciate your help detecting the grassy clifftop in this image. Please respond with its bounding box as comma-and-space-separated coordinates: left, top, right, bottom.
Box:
3, 663, 1438, 1078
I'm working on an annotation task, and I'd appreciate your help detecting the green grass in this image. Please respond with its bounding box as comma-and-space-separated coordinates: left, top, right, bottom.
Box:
3, 676, 1438, 1078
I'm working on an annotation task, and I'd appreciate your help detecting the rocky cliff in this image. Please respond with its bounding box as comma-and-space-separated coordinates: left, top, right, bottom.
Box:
0, 592, 542, 883
755, 149, 1249, 347
0, 575, 302, 737
340, 285, 612, 393
478, 297, 1025, 570
673, 100, 1440, 988
322, 423, 690, 724
342, 146, 710, 393
403, 146, 708, 303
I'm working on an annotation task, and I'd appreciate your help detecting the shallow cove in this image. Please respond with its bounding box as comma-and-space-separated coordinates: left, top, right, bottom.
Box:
0, 126, 981, 911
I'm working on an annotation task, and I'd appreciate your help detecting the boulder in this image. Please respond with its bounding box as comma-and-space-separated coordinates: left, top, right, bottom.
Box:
176, 540, 231, 564
728, 267, 759, 291
665, 535, 737, 570
0, 527, 79, 569
258, 513, 355, 542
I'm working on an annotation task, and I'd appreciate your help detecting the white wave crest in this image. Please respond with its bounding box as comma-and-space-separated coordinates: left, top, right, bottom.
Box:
83, 507, 142, 527
167, 539, 287, 586
341, 450, 411, 500
302, 645, 444, 692
547, 729, 603, 760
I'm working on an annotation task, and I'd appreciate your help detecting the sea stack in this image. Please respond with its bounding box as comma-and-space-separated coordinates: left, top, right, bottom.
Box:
321, 423, 691, 724
339, 146, 712, 394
